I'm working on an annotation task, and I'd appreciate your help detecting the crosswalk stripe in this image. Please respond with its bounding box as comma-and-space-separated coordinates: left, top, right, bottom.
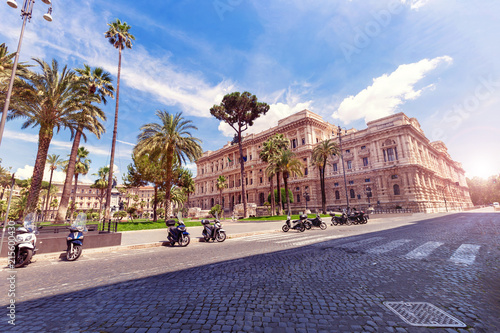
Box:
276, 235, 319, 244
405, 241, 444, 260
292, 235, 342, 246
238, 233, 286, 241
340, 237, 385, 249
367, 239, 411, 254
449, 244, 481, 265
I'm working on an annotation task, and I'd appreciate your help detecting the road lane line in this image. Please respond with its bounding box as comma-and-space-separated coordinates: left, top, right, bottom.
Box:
292, 235, 342, 246
340, 236, 385, 249
367, 239, 411, 254
405, 241, 444, 260
275, 235, 318, 244
449, 244, 481, 265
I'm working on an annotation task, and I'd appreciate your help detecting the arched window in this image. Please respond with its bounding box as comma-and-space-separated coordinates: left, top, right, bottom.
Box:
393, 184, 401, 195
350, 189, 355, 199
335, 190, 340, 200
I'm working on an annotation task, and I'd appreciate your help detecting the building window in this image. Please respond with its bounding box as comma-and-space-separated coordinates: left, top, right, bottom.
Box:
345, 149, 350, 153
361, 145, 366, 150
302, 138, 305, 145
363, 157, 369, 166
333, 163, 338, 172
292, 139, 297, 149
393, 184, 401, 195
334, 182, 339, 187
348, 180, 354, 185
350, 189, 355, 199
335, 190, 340, 200
297, 194, 301, 203
384, 147, 398, 162
304, 167, 308, 176
365, 178, 371, 183
260, 177, 263, 184
347, 160, 352, 169
391, 174, 398, 179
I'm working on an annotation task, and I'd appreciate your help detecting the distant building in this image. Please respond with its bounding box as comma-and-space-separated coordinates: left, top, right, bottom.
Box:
191, 110, 473, 213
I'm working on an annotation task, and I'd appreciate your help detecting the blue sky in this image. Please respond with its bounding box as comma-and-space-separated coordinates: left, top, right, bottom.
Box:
1, 0, 499, 184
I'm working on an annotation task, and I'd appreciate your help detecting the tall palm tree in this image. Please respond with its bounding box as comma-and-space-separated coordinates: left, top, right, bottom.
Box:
260, 134, 289, 215
312, 139, 339, 214
91, 166, 110, 218
216, 175, 227, 217
104, 18, 135, 219
56, 65, 111, 222
43, 154, 62, 221
274, 149, 304, 216
7, 58, 81, 214
0, 165, 12, 200
178, 167, 195, 211
69, 147, 91, 220
135, 110, 202, 218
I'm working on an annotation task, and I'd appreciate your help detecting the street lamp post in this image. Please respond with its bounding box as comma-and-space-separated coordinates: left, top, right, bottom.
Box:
337, 125, 350, 211
0, 0, 53, 147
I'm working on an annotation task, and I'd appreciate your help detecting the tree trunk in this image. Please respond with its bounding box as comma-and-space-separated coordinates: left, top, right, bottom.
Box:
276, 172, 283, 215
153, 185, 158, 222
56, 129, 82, 222
25, 128, 53, 214
43, 170, 54, 221
269, 176, 275, 216
283, 172, 291, 216
237, 131, 248, 218
70, 173, 80, 222
105, 45, 122, 219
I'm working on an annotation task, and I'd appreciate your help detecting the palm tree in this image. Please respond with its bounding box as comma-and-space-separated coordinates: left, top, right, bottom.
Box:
56, 65, 110, 222
43, 154, 62, 221
91, 166, 110, 218
312, 139, 339, 214
7, 58, 81, 214
216, 175, 227, 218
69, 147, 91, 220
135, 110, 202, 218
259, 134, 289, 215
0, 166, 12, 200
274, 149, 304, 216
178, 167, 195, 211
104, 18, 135, 219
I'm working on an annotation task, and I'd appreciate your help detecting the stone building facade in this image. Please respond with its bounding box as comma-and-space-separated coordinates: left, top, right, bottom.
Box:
191, 110, 473, 214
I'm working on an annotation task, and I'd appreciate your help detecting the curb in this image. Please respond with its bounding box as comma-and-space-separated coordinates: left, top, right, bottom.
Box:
30, 229, 282, 262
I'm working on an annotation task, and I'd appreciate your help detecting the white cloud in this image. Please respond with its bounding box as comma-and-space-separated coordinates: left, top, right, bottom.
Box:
401, 0, 432, 10
333, 56, 452, 124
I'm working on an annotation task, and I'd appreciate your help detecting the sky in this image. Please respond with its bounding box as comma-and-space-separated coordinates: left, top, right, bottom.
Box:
1, 0, 499, 185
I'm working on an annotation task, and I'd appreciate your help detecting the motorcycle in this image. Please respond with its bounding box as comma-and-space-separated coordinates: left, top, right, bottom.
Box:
349, 209, 368, 224
13, 213, 38, 268
166, 213, 190, 247
282, 213, 307, 232
330, 210, 353, 226
305, 212, 327, 230
201, 212, 226, 242
66, 213, 87, 261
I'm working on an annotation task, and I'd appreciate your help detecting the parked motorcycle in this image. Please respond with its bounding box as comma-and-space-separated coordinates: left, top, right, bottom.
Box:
330, 210, 352, 226
13, 213, 38, 268
305, 212, 327, 230
349, 209, 368, 224
166, 213, 190, 247
66, 213, 87, 261
282, 213, 307, 232
201, 212, 226, 242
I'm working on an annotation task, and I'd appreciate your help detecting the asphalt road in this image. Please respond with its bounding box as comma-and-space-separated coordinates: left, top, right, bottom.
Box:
1, 210, 499, 332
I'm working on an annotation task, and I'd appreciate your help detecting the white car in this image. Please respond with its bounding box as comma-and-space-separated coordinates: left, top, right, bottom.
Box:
493, 202, 499, 207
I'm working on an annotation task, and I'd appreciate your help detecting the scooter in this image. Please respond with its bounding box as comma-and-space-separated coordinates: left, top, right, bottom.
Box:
349, 209, 368, 224
13, 212, 38, 268
282, 213, 307, 232
305, 212, 327, 230
166, 213, 190, 247
330, 210, 352, 226
201, 212, 226, 242
66, 213, 87, 261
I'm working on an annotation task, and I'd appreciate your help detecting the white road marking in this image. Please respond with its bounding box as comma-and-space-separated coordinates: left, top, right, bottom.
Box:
405, 241, 444, 260
340, 237, 385, 249
276, 235, 318, 244
449, 244, 481, 265
237, 233, 287, 241
367, 239, 411, 254
292, 235, 342, 246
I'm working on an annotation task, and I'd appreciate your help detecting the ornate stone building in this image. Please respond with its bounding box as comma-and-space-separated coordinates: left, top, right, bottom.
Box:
191, 110, 473, 214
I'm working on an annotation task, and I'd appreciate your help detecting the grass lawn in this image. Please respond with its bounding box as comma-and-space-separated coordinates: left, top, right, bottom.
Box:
237, 213, 330, 221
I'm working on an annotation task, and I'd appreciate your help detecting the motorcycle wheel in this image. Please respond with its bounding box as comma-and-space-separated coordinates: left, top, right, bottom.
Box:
346, 219, 352, 226
179, 234, 190, 247
216, 231, 227, 242
299, 225, 305, 232
320, 222, 327, 230
363, 216, 368, 224
282, 224, 289, 232
305, 222, 312, 230
66, 244, 82, 261
15, 248, 33, 268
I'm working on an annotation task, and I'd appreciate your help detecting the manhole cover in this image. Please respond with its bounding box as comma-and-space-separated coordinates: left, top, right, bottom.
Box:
383, 302, 466, 327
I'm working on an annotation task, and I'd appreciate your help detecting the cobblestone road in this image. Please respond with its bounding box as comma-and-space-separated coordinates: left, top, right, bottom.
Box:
1, 212, 499, 332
